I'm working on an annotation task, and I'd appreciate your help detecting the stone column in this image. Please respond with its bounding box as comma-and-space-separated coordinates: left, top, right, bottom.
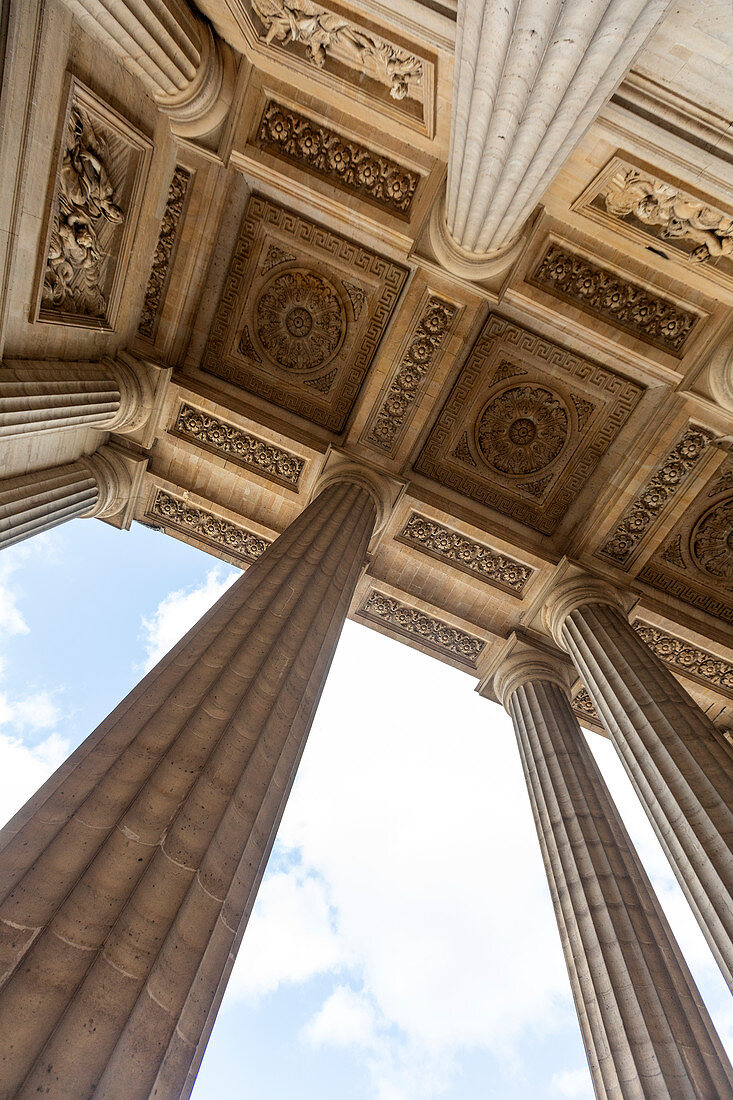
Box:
489, 640, 733, 1099
0, 354, 154, 439
702, 322, 733, 414
545, 575, 733, 993
0, 445, 134, 550
61, 0, 235, 137
0, 460, 398, 1096
437, 0, 671, 275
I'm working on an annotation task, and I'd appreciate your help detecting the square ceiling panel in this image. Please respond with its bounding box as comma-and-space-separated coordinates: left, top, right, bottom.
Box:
202, 195, 408, 433
414, 314, 644, 536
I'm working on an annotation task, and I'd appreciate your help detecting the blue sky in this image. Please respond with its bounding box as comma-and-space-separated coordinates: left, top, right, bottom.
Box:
0, 518, 730, 1099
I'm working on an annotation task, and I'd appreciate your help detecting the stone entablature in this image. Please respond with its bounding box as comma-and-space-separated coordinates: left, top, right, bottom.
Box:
145, 487, 271, 565
357, 590, 485, 668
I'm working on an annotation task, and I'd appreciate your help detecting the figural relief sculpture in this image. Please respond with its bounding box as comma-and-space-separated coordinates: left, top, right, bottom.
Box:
251, 0, 423, 101
602, 168, 733, 264
42, 105, 125, 319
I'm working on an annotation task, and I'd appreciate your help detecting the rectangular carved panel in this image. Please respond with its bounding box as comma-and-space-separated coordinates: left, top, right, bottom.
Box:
138, 165, 191, 340
363, 294, 458, 454
414, 314, 644, 536
632, 620, 733, 697
257, 102, 419, 216
396, 513, 533, 595
357, 590, 485, 667
571, 687, 603, 729
597, 425, 712, 567
145, 488, 271, 565
202, 195, 408, 433
37, 78, 152, 330
170, 402, 305, 488
529, 244, 699, 355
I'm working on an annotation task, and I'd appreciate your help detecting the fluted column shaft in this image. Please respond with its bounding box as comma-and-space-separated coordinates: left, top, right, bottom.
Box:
446, 0, 671, 257
0, 446, 131, 550
0, 357, 152, 439
507, 674, 733, 1099
0, 478, 376, 1097
560, 599, 733, 992
61, 0, 234, 136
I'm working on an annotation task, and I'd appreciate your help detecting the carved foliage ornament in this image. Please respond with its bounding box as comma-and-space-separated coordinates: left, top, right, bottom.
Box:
367, 296, 457, 452
251, 0, 423, 101
602, 168, 733, 265
171, 403, 305, 487
359, 591, 485, 666
43, 105, 125, 319
255, 269, 345, 370
691, 497, 733, 581
531, 244, 697, 355
138, 165, 191, 339
632, 621, 733, 695
397, 513, 532, 594
476, 385, 569, 476
571, 687, 601, 726
598, 426, 712, 566
258, 102, 419, 216
148, 489, 270, 564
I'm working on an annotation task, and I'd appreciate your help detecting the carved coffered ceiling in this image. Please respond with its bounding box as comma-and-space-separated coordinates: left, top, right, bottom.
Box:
639, 462, 733, 625
414, 315, 644, 536
201, 195, 408, 433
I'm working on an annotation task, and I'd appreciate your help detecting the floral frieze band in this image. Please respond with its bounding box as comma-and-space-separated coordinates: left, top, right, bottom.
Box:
358, 590, 485, 667
632, 621, 733, 696
138, 165, 191, 339
171, 403, 305, 488
365, 296, 457, 452
396, 513, 532, 594
571, 687, 602, 727
597, 426, 712, 566
146, 488, 270, 564
530, 244, 697, 355
257, 101, 419, 216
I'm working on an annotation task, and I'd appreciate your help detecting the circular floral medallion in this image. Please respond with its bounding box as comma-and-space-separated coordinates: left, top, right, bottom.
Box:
476, 385, 569, 476
255, 270, 345, 371
690, 497, 733, 583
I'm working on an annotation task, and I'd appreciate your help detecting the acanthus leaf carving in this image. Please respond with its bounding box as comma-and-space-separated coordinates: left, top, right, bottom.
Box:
138, 165, 190, 339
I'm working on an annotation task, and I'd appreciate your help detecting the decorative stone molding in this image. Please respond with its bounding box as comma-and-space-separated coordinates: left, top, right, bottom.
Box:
396, 513, 533, 595
82, 445, 135, 520
703, 324, 733, 414
138, 166, 191, 340
445, 1, 670, 258
61, 0, 235, 138
529, 244, 698, 355
145, 488, 270, 564
632, 621, 733, 697
571, 687, 601, 726
365, 295, 457, 453
255, 270, 345, 370
170, 403, 305, 488
597, 426, 713, 566
310, 448, 404, 543
358, 590, 485, 667
543, 572, 625, 648
38, 80, 152, 330
493, 647, 572, 709
601, 167, 733, 265
477, 385, 568, 475
256, 102, 419, 216
251, 0, 423, 102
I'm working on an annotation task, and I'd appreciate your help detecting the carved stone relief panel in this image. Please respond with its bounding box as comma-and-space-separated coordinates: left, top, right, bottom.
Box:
244, 0, 435, 135
414, 315, 644, 536
571, 687, 602, 729
256, 101, 420, 217
202, 195, 408, 433
574, 157, 733, 292
169, 402, 306, 489
596, 425, 713, 569
528, 243, 701, 356
363, 292, 459, 455
138, 166, 192, 340
357, 590, 486, 667
639, 461, 733, 625
37, 78, 152, 330
144, 487, 271, 565
396, 512, 533, 595
632, 620, 733, 697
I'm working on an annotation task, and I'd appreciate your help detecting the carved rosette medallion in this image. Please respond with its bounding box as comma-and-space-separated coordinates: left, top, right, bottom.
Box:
690, 498, 733, 581
476, 386, 569, 476
255, 270, 345, 371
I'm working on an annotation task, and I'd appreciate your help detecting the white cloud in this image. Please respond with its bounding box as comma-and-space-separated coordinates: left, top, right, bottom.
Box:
140, 566, 239, 671
302, 986, 378, 1050
551, 1067, 594, 1098
0, 691, 59, 731
0, 730, 69, 826
229, 869, 347, 998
